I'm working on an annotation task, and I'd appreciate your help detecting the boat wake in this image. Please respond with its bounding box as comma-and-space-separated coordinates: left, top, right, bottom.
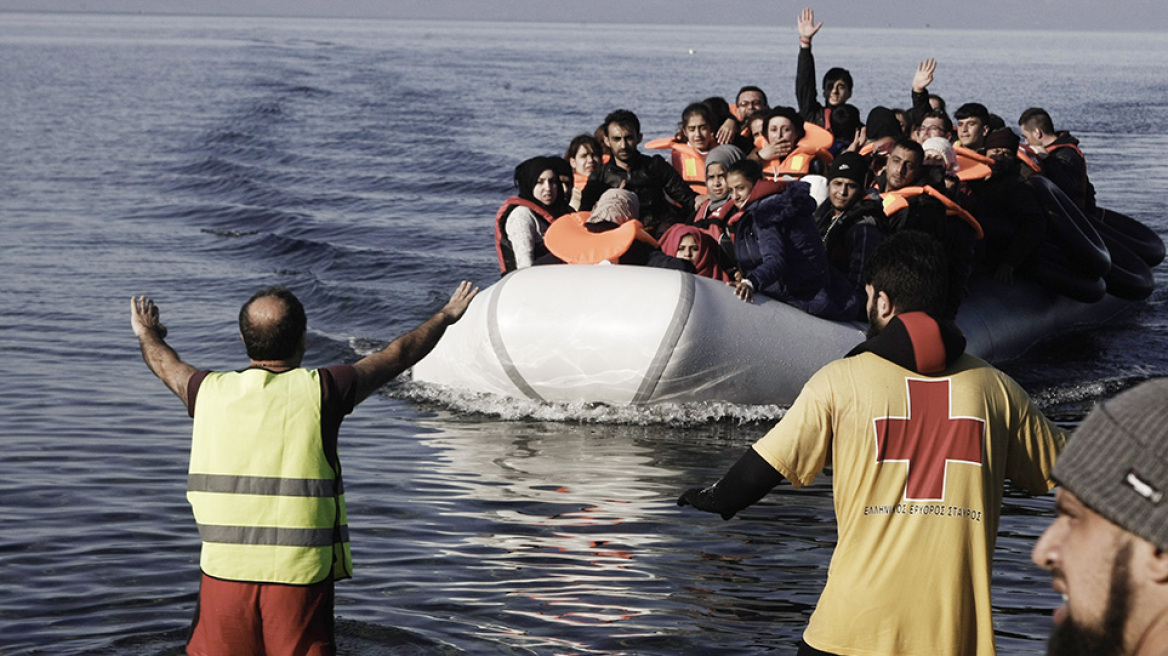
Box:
393, 380, 786, 427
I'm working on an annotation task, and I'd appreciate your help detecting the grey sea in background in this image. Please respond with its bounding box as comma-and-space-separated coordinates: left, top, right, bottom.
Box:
3, 13, 1168, 654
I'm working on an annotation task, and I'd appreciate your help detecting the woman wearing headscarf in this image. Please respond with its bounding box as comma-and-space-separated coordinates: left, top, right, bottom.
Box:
693, 144, 744, 227
494, 156, 567, 274
659, 224, 730, 281
542, 189, 692, 271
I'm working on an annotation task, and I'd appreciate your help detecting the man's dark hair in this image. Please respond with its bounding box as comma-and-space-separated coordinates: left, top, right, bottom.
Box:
892, 137, 924, 164
701, 96, 734, 125
985, 113, 1005, 131
822, 66, 853, 94
239, 287, 307, 361
862, 231, 949, 316
954, 102, 989, 123
736, 85, 768, 106
914, 108, 953, 135
603, 109, 641, 136
765, 106, 806, 143
828, 103, 862, 141
1019, 107, 1055, 134
726, 158, 763, 184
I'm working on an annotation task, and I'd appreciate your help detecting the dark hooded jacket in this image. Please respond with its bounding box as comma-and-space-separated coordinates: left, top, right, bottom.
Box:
734, 180, 865, 321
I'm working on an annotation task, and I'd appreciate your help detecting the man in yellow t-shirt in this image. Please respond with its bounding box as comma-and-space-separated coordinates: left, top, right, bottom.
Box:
679, 231, 1065, 656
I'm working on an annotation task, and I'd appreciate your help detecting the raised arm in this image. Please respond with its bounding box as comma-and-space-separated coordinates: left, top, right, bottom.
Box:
910, 58, 937, 120
131, 296, 198, 403
352, 281, 479, 404
795, 8, 825, 122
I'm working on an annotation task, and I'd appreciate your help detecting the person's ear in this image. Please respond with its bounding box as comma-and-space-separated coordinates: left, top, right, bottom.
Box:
1147, 543, 1168, 584
877, 291, 895, 322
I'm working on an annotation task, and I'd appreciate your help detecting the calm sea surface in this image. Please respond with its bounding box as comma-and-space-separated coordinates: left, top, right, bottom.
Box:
2, 13, 1168, 654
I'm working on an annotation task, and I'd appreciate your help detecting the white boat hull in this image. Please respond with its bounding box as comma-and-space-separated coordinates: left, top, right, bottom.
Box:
412, 265, 1131, 406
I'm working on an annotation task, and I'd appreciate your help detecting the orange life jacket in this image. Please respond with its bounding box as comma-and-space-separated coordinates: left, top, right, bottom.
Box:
1016, 147, 1042, 173
543, 211, 659, 265
953, 146, 993, 182
573, 172, 589, 191
881, 185, 984, 239
646, 138, 709, 195
760, 123, 835, 180
494, 197, 558, 274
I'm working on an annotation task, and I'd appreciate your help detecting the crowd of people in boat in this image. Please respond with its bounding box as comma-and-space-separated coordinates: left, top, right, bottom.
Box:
493, 7, 1112, 322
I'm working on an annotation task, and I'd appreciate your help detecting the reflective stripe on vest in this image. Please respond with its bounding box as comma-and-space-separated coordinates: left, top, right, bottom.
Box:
189, 368, 352, 585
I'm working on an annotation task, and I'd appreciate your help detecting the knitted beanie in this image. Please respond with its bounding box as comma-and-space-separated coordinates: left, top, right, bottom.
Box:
1054, 378, 1168, 551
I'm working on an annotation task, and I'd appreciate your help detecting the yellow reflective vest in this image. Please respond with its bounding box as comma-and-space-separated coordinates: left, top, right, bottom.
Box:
188, 368, 352, 585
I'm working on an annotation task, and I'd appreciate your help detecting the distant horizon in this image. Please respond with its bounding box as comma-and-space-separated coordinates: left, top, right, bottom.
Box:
1, 0, 1165, 33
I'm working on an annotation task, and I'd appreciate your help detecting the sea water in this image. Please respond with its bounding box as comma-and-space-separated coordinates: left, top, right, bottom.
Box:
2, 13, 1167, 654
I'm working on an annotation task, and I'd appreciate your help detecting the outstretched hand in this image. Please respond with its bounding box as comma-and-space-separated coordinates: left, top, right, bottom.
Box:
678, 487, 736, 520
912, 58, 936, 93
131, 296, 168, 340
439, 281, 480, 324
797, 8, 822, 43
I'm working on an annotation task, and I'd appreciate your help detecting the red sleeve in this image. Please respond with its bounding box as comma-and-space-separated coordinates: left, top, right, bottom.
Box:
186, 370, 212, 418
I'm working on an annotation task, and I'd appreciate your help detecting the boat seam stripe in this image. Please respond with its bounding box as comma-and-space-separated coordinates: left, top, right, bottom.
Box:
487, 273, 547, 403
633, 271, 695, 404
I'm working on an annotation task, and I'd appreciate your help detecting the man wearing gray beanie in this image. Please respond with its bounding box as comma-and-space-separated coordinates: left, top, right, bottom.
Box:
1033, 378, 1168, 656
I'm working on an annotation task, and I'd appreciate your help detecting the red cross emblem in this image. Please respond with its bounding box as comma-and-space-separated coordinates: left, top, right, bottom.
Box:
874, 378, 985, 501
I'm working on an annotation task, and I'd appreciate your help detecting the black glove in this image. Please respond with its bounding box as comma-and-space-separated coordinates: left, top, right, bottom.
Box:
676, 447, 785, 521
677, 486, 738, 520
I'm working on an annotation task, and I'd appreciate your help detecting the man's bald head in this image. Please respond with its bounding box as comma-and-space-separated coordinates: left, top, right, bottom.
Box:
239, 287, 307, 361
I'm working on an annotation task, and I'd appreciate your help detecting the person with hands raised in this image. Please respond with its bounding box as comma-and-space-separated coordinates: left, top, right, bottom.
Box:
795, 7, 854, 129
129, 281, 478, 656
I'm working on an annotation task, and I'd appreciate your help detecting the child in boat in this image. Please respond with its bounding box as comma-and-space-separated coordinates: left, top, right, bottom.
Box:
565, 134, 603, 211
694, 145, 744, 226
723, 159, 865, 320
494, 156, 566, 274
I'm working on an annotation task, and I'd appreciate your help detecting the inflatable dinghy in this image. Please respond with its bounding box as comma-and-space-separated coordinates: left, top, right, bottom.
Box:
412, 265, 1136, 407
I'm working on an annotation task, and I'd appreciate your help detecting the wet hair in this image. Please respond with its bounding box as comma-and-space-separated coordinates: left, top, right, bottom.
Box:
765, 106, 806, 142
1019, 107, 1055, 134
565, 133, 601, 161
513, 156, 563, 207
954, 102, 989, 123
829, 103, 862, 142
725, 158, 763, 184
822, 67, 853, 94
736, 85, 768, 107
862, 230, 949, 316
239, 286, 307, 361
603, 109, 641, 137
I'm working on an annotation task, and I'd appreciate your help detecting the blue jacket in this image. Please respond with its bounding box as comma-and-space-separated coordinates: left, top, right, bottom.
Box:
735, 181, 864, 320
